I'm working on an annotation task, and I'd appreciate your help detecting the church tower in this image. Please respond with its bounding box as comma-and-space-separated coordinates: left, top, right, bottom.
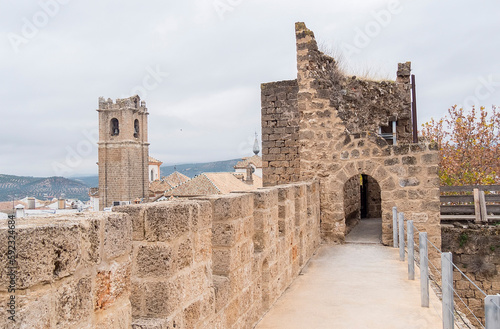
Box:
97, 95, 149, 210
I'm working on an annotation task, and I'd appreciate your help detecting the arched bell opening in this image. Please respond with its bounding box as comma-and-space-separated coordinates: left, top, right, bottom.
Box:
110, 118, 119, 136
134, 119, 140, 138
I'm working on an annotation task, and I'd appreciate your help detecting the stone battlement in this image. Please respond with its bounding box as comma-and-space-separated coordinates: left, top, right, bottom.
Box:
0, 212, 132, 328
0, 181, 321, 329
98, 95, 147, 112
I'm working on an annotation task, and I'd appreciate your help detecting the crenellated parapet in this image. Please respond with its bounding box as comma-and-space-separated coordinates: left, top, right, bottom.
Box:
98, 95, 147, 113
0, 181, 321, 329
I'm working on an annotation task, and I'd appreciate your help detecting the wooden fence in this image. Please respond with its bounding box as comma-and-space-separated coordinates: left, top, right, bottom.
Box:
440, 185, 500, 223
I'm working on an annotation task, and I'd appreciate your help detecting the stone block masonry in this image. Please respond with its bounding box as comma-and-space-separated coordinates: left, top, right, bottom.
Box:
442, 225, 500, 326
118, 180, 320, 329
0, 212, 133, 329
0, 180, 320, 328
261, 80, 300, 186
0, 182, 320, 329
261, 22, 441, 254
98, 96, 150, 210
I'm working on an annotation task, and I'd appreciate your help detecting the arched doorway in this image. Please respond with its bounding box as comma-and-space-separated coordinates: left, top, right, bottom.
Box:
344, 174, 382, 242
360, 175, 381, 219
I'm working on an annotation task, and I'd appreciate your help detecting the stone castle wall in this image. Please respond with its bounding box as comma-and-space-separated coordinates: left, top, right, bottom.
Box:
0, 213, 133, 328
0, 181, 320, 329
119, 180, 320, 328
261, 80, 300, 186
261, 22, 441, 251
442, 225, 500, 326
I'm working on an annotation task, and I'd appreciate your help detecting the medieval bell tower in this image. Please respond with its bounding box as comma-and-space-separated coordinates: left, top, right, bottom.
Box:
97, 95, 149, 210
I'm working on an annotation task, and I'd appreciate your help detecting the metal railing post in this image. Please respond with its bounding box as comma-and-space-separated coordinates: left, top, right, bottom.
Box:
442, 252, 454, 329
407, 220, 414, 280
419, 232, 429, 307
485, 295, 500, 329
399, 212, 405, 261
393, 206, 398, 248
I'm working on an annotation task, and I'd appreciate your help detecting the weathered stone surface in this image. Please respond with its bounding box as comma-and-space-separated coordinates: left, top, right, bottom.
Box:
212, 222, 238, 247
384, 158, 399, 166
422, 153, 439, 164
0, 218, 81, 290
0, 212, 132, 329
144, 203, 191, 242
194, 229, 212, 263
0, 291, 52, 329
131, 318, 171, 329
176, 238, 193, 270
252, 189, 278, 209
114, 204, 147, 241
95, 260, 131, 311
55, 276, 93, 328
191, 201, 212, 231
399, 177, 420, 187
80, 216, 102, 265
126, 180, 319, 328
95, 301, 132, 329
104, 213, 132, 260
402, 156, 417, 165
134, 244, 173, 278
260, 23, 441, 246
143, 281, 180, 317
183, 300, 202, 328
442, 226, 500, 325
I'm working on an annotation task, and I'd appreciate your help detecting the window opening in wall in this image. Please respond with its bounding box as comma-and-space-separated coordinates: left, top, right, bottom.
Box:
151, 169, 154, 182
111, 118, 119, 136
379, 121, 397, 145
134, 119, 140, 138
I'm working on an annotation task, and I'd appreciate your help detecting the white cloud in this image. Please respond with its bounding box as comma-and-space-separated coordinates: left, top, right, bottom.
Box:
1, 0, 499, 176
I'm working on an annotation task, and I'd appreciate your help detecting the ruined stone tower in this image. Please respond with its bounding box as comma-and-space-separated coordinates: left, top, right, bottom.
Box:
97, 95, 149, 210
261, 22, 441, 248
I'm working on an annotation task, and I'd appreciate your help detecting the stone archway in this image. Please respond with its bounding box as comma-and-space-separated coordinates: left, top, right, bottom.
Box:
319, 142, 397, 245
343, 174, 382, 236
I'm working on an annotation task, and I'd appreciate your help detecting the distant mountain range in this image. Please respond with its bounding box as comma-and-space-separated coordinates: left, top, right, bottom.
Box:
160, 159, 240, 178
0, 158, 241, 202
0, 174, 90, 202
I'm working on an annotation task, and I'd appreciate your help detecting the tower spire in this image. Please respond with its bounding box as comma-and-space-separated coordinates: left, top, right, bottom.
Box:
253, 132, 260, 155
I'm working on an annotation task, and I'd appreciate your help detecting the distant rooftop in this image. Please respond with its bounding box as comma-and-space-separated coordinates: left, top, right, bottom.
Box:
234, 155, 262, 169
163, 172, 262, 198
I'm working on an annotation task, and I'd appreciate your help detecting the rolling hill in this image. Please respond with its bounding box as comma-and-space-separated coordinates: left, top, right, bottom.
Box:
160, 159, 240, 178
0, 158, 243, 202
0, 175, 90, 201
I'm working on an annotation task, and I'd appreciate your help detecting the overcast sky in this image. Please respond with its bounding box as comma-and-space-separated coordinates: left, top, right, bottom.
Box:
1, 0, 499, 177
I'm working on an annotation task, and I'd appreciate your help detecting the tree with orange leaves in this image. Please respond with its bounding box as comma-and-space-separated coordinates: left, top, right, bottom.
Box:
421, 105, 500, 186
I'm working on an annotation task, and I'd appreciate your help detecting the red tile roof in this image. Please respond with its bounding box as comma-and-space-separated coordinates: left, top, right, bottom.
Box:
234, 155, 262, 169
164, 172, 262, 197
148, 156, 163, 164
149, 171, 191, 193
